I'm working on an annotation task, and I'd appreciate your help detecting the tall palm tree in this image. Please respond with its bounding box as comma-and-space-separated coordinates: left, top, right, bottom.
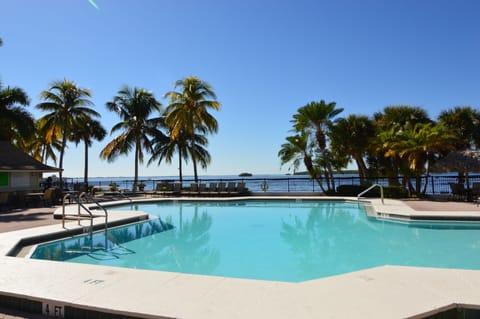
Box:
293, 101, 343, 151
330, 114, 375, 183
164, 76, 220, 182
292, 100, 343, 191
37, 79, 99, 191
0, 82, 35, 144
71, 118, 107, 189
100, 85, 162, 190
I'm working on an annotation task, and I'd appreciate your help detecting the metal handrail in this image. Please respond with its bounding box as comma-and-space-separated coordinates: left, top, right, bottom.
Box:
81, 192, 109, 232
62, 192, 109, 241
357, 183, 384, 206
62, 193, 94, 239
62, 193, 84, 227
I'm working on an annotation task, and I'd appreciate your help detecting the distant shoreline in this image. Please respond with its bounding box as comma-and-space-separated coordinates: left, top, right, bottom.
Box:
57, 171, 361, 180
293, 170, 359, 175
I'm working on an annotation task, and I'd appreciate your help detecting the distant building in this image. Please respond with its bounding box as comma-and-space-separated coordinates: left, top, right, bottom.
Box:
0, 141, 61, 192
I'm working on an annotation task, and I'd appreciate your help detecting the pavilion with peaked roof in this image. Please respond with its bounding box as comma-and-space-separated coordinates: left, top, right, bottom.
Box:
0, 141, 61, 192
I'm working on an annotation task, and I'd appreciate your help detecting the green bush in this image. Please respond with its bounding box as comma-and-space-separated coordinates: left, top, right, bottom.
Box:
335, 185, 408, 198
383, 186, 408, 198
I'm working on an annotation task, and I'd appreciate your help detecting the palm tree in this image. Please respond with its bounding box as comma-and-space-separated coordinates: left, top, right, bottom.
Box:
149, 132, 209, 184
293, 101, 343, 150
279, 133, 326, 192
100, 85, 162, 190
71, 118, 107, 190
373, 105, 431, 129
23, 119, 61, 165
402, 123, 457, 195
164, 76, 220, 182
372, 105, 431, 186
0, 82, 35, 144
438, 106, 480, 149
149, 131, 187, 183
381, 122, 457, 195
37, 79, 99, 191
291, 100, 343, 191
330, 114, 375, 183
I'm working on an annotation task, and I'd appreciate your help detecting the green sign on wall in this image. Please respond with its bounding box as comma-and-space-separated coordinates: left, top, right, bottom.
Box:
0, 172, 8, 186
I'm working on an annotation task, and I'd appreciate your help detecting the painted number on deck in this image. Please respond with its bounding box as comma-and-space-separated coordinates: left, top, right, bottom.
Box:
42, 302, 64, 318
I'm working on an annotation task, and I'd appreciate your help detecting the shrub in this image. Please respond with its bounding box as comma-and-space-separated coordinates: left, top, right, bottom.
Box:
335, 185, 408, 198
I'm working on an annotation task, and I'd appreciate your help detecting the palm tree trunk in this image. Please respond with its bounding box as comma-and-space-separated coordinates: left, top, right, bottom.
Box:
84, 141, 88, 191
191, 135, 199, 183
327, 165, 335, 191
304, 154, 326, 193
134, 138, 139, 191
415, 173, 422, 196
324, 163, 333, 191
193, 157, 198, 183
354, 154, 369, 184
178, 146, 183, 184
316, 129, 326, 151
389, 157, 401, 186
422, 157, 433, 195
321, 151, 334, 191
58, 128, 67, 193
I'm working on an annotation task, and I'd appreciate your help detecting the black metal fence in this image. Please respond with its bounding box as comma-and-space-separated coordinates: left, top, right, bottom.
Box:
65, 174, 480, 196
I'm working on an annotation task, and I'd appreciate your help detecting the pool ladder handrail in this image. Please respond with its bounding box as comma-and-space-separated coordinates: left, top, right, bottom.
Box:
62, 192, 109, 240
79, 192, 109, 230
357, 184, 384, 206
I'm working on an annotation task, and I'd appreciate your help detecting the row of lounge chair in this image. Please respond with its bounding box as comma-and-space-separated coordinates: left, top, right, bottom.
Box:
152, 182, 248, 197
449, 182, 480, 201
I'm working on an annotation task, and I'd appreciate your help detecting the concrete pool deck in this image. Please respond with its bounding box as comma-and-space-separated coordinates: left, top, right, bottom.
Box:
0, 197, 480, 318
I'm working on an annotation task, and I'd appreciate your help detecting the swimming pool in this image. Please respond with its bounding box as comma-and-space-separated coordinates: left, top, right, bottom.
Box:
31, 200, 480, 282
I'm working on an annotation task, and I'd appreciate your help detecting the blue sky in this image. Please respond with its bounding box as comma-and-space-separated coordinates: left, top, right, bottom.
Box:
1, 0, 480, 178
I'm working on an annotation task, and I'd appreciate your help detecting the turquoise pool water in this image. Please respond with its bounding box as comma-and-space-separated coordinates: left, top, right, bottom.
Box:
31, 200, 480, 282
